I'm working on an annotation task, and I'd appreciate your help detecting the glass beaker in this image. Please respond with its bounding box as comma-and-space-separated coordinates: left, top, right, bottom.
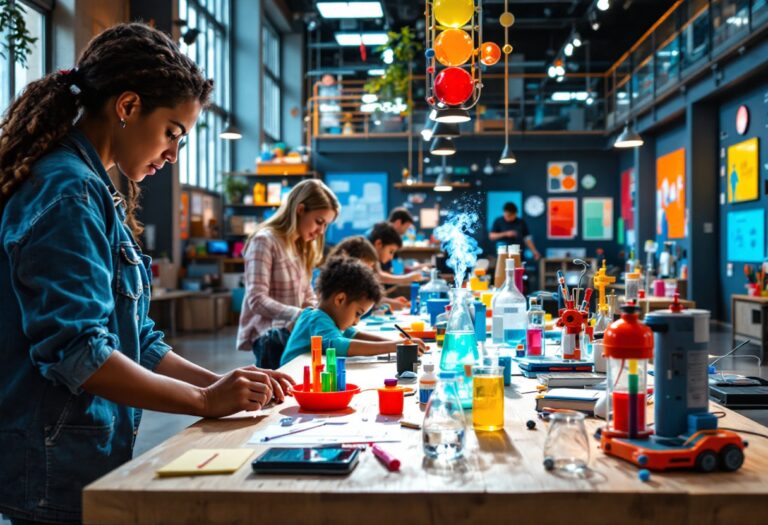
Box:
440, 288, 479, 409
472, 365, 504, 431
543, 410, 590, 477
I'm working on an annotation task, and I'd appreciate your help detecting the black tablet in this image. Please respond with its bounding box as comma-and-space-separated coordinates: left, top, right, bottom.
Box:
251, 447, 361, 475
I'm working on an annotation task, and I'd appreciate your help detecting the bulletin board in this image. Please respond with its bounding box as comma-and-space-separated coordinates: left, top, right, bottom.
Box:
583, 197, 613, 241
727, 209, 764, 262
325, 172, 388, 244
486, 191, 523, 233
656, 148, 686, 240
547, 198, 578, 239
727, 137, 759, 203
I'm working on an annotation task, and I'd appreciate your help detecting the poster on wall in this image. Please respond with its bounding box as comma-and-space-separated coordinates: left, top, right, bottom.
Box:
486, 191, 523, 233
656, 148, 687, 240
547, 198, 578, 239
325, 172, 387, 244
547, 161, 578, 193
727, 137, 759, 203
583, 197, 613, 240
727, 209, 764, 262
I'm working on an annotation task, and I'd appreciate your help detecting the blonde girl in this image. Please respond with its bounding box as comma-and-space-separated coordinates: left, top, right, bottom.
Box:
237, 179, 340, 368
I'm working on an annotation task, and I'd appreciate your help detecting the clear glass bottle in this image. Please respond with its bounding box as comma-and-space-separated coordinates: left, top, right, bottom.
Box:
419, 269, 450, 316
434, 305, 451, 348
526, 296, 545, 356
440, 288, 479, 409
422, 371, 466, 461
625, 271, 641, 302
491, 258, 528, 349
494, 245, 508, 289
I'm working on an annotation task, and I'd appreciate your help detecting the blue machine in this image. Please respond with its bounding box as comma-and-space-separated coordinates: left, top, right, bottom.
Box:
473, 300, 487, 344
644, 307, 711, 438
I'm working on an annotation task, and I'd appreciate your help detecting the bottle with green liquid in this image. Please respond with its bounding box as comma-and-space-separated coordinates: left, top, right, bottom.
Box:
440, 288, 479, 409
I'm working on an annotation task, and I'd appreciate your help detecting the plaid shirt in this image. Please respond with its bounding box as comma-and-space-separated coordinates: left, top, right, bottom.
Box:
236, 229, 317, 351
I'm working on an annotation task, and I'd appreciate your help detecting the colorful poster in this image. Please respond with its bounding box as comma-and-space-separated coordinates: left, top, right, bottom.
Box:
547, 161, 578, 193
727, 209, 764, 262
547, 198, 578, 239
727, 137, 759, 203
325, 172, 387, 243
583, 197, 613, 240
656, 148, 686, 240
486, 191, 523, 233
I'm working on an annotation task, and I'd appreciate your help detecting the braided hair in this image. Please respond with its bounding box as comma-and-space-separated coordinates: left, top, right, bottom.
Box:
0, 23, 213, 238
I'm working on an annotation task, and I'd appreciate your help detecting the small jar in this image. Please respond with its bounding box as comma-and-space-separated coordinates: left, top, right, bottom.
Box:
378, 378, 405, 415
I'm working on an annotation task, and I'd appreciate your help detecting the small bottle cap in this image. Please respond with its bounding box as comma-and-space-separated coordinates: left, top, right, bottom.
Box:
423, 363, 434, 373
438, 371, 456, 380
384, 378, 398, 387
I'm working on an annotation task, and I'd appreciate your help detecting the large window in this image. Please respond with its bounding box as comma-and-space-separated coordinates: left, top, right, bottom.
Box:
178, 0, 231, 191
262, 20, 281, 142
0, 0, 48, 113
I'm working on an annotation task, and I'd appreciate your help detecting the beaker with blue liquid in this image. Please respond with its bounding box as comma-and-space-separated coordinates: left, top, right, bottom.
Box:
440, 288, 479, 409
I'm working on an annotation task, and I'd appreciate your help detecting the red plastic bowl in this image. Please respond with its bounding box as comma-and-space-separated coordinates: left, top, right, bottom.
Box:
290, 383, 361, 412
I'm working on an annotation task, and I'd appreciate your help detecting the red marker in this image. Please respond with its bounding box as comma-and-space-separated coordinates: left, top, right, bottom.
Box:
371, 444, 400, 472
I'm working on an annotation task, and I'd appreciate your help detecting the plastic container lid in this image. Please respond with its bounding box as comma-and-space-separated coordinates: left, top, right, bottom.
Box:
626, 271, 641, 279
509, 244, 520, 255
384, 378, 398, 387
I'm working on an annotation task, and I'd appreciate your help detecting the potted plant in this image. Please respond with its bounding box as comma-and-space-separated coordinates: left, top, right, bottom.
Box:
219, 176, 250, 204
364, 26, 422, 116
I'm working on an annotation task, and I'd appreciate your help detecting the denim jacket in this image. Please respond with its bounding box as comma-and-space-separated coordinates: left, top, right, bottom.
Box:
0, 130, 171, 523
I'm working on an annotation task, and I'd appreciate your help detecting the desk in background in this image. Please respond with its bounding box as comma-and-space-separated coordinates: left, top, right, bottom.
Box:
732, 294, 768, 359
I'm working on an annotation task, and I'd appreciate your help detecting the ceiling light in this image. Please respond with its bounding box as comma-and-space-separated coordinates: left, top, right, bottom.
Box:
564, 43, 574, 56
597, 0, 610, 11
434, 108, 471, 123
614, 123, 644, 148
368, 68, 385, 76
317, 2, 383, 19
434, 171, 453, 192
382, 48, 394, 64
499, 144, 517, 165
555, 65, 565, 76
432, 121, 461, 138
548, 65, 557, 78
421, 127, 433, 141
220, 122, 242, 140
430, 137, 456, 156
573, 33, 582, 47
334, 32, 389, 46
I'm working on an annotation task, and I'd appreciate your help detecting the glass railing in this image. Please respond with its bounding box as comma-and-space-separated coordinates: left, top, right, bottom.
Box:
307, 0, 768, 142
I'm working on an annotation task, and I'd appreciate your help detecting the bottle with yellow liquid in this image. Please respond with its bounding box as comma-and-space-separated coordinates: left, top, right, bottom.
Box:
472, 365, 505, 431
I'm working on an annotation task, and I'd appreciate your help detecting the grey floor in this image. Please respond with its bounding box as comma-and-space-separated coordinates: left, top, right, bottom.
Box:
3, 322, 768, 524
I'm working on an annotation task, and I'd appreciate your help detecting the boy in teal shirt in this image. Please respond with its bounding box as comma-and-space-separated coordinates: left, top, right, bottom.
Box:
281, 256, 427, 365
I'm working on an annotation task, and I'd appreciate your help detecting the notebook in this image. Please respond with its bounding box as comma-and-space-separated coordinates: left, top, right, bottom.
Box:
534, 388, 604, 414
156, 449, 254, 477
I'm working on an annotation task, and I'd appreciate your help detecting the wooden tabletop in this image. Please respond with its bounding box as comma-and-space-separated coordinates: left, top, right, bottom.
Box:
84, 339, 768, 525
732, 294, 768, 304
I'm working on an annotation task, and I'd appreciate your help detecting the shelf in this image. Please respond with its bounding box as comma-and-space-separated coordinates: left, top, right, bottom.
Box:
225, 203, 281, 208
222, 171, 316, 177
393, 182, 471, 190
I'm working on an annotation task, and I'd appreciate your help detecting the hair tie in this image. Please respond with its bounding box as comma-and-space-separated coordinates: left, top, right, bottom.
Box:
58, 68, 83, 95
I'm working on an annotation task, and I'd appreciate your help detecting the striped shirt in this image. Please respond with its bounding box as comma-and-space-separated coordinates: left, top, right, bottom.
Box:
236, 229, 317, 351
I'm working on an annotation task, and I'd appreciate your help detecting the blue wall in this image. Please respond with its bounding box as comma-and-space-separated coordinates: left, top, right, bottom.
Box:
315, 145, 623, 275
719, 79, 768, 321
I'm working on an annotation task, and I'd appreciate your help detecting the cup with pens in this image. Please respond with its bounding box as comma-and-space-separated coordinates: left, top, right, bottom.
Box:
744, 264, 765, 297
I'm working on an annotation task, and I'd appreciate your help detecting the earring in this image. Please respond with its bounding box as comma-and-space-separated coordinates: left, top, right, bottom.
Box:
120, 118, 127, 129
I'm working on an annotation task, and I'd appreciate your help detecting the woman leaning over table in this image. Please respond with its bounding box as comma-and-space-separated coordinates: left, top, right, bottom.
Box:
237, 178, 340, 368
0, 23, 292, 525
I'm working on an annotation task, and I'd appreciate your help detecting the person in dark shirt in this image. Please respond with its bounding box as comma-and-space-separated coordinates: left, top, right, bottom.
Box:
489, 202, 541, 260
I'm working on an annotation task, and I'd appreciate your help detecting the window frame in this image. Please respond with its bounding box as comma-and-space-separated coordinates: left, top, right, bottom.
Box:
262, 17, 282, 143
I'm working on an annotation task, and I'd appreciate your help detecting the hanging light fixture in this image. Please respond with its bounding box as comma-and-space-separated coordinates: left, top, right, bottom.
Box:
614, 123, 644, 148
432, 121, 461, 138
433, 107, 471, 123
434, 157, 453, 191
220, 121, 243, 140
430, 136, 456, 156
499, 0, 516, 165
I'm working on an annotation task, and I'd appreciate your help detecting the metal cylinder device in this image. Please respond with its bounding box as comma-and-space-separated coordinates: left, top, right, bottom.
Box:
644, 297, 711, 439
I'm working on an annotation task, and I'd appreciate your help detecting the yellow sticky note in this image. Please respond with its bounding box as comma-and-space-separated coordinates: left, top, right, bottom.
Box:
156, 449, 254, 477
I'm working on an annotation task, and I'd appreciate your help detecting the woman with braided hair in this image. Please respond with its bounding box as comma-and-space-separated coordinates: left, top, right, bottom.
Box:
0, 23, 294, 525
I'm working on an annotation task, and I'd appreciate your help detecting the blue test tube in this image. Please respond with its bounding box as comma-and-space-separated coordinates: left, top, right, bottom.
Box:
337, 357, 347, 391
473, 300, 486, 343
410, 282, 420, 315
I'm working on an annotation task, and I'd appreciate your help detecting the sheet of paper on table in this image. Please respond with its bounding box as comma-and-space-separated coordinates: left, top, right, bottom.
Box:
247, 418, 401, 447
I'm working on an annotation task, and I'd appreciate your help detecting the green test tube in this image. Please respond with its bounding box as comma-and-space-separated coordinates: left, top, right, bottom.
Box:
321, 372, 331, 392
328, 364, 337, 392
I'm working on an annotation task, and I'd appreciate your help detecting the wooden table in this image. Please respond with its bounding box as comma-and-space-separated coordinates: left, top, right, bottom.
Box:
732, 294, 768, 359
637, 296, 696, 318
84, 347, 768, 525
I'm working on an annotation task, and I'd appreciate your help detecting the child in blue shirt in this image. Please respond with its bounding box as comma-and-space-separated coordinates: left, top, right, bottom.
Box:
281, 256, 427, 365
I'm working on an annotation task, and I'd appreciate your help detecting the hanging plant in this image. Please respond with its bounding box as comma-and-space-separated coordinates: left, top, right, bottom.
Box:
364, 26, 422, 114
0, 0, 38, 67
